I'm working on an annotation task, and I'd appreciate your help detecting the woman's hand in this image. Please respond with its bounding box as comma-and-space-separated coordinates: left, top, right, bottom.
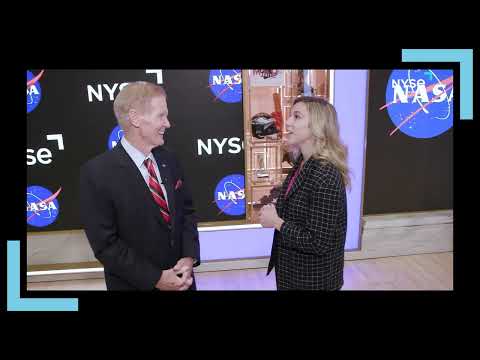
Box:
259, 204, 284, 230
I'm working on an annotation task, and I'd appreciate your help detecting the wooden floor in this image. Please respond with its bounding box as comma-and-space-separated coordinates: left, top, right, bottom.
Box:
27, 252, 453, 291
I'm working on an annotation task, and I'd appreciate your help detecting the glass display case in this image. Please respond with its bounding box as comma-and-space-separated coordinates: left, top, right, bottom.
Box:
243, 69, 333, 223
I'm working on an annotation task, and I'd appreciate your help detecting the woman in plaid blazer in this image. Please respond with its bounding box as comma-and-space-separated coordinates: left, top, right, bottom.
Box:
260, 96, 350, 290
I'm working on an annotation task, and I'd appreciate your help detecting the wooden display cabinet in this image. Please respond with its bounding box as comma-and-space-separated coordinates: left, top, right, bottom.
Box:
243, 70, 333, 223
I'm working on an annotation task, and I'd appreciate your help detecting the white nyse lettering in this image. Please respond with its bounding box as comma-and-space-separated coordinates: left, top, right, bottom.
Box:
103, 83, 119, 101
228, 138, 241, 154
145, 70, 163, 84
37, 148, 52, 164
87, 85, 102, 102
87, 83, 129, 102
197, 138, 244, 156
27, 148, 52, 165
198, 139, 212, 155
27, 134, 64, 166
26, 149, 35, 165
213, 138, 228, 154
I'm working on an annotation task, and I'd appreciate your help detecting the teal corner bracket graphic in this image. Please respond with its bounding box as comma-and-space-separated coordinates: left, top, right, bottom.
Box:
402, 49, 473, 120
7, 240, 78, 311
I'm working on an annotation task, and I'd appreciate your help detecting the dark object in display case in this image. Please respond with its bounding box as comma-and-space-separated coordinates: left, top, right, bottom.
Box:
254, 69, 279, 79
251, 112, 279, 139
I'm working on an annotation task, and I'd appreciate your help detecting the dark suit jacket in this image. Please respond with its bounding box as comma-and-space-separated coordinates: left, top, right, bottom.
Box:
267, 157, 347, 290
79, 143, 200, 290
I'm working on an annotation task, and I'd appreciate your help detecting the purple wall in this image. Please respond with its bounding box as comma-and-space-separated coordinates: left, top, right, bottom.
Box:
334, 70, 368, 250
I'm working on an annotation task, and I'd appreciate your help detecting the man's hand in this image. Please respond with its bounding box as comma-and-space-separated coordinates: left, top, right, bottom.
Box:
155, 268, 192, 291
173, 257, 194, 280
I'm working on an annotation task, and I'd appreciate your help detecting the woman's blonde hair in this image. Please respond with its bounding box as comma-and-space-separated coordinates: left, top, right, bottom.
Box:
113, 81, 166, 129
293, 96, 351, 189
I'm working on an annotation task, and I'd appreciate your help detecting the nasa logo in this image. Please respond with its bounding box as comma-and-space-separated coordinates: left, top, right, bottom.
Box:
27, 186, 62, 228
208, 70, 242, 103
214, 174, 245, 216
27, 70, 44, 114
382, 69, 453, 138
108, 125, 124, 150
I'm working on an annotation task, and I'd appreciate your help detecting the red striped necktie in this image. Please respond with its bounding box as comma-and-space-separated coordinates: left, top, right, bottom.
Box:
144, 158, 171, 224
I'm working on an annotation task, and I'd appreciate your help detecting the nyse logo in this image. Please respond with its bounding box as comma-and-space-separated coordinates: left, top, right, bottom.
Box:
197, 137, 243, 156
87, 69, 163, 102
27, 134, 65, 166
87, 82, 129, 102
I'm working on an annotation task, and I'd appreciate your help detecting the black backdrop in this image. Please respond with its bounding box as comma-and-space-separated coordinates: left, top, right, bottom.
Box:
27, 70, 245, 232
363, 70, 453, 214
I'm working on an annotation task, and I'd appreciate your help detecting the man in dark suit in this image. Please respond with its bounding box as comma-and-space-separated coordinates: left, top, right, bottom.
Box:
79, 81, 200, 291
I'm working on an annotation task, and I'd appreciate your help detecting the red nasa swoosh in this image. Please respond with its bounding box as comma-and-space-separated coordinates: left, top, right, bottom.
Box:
27, 70, 45, 89
27, 187, 62, 221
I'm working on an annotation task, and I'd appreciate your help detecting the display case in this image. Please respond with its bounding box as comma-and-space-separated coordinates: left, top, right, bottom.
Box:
243, 69, 333, 223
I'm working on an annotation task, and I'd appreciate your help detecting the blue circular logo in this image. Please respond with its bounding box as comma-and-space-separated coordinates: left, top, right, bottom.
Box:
108, 125, 124, 150
27, 70, 42, 113
27, 186, 61, 228
214, 174, 245, 216
384, 69, 453, 138
208, 70, 242, 103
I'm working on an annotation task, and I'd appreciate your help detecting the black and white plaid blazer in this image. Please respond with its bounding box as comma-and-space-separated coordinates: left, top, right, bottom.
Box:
267, 156, 347, 290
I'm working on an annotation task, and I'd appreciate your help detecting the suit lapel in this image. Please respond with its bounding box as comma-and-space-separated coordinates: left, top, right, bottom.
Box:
113, 143, 170, 229
284, 157, 314, 201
